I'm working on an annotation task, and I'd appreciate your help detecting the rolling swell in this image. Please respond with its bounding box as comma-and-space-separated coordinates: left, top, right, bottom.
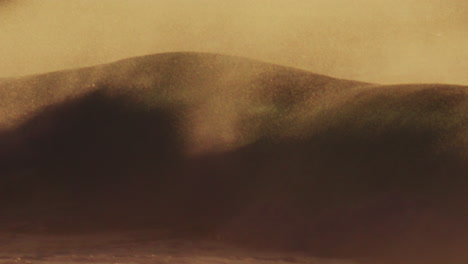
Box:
0, 52, 467, 262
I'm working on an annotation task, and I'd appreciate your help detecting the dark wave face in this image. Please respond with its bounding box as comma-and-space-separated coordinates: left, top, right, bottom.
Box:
0, 52, 467, 263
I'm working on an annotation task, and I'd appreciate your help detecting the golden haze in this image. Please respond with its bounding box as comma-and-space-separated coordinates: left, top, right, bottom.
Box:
0, 0, 467, 84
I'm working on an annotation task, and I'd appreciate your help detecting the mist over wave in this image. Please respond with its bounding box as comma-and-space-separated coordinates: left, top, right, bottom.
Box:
0, 0, 467, 85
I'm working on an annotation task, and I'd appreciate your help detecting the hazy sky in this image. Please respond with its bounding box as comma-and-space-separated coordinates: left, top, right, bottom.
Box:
0, 0, 467, 84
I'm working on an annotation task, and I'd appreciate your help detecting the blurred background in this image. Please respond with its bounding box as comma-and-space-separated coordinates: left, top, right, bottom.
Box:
0, 0, 467, 84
